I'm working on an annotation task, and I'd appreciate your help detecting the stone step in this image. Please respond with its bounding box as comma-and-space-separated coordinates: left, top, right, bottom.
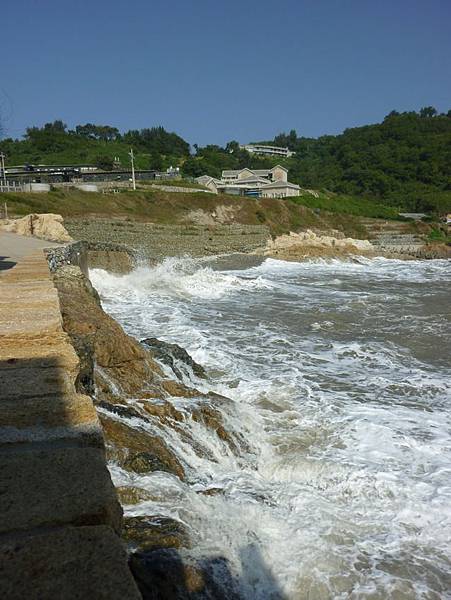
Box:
0, 393, 102, 446
0, 365, 75, 400
0, 313, 62, 337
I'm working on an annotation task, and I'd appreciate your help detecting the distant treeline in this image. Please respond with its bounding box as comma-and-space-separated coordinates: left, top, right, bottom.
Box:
1, 106, 450, 212
0, 122, 189, 171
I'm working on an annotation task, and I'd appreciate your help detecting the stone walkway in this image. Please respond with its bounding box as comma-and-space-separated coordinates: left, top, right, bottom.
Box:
0, 231, 59, 271
0, 250, 141, 599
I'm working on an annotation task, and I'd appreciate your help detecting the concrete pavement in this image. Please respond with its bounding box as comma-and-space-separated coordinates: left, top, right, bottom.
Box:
0, 231, 59, 270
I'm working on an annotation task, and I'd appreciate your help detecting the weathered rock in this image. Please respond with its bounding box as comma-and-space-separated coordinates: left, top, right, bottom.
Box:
100, 413, 185, 479
260, 229, 375, 260
116, 486, 157, 505
141, 337, 207, 379
53, 265, 163, 397
198, 487, 224, 497
123, 515, 191, 551
0, 213, 73, 242
129, 549, 242, 600
161, 379, 201, 398
191, 404, 228, 441
140, 398, 185, 422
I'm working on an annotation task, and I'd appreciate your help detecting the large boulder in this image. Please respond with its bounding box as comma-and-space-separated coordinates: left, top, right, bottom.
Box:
261, 229, 375, 260
0, 213, 73, 243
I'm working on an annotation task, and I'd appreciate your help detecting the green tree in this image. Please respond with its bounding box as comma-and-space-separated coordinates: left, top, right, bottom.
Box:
419, 106, 437, 118
43, 120, 67, 132
95, 155, 114, 170
76, 123, 120, 141
123, 126, 190, 156
225, 140, 240, 153
149, 151, 163, 171
182, 157, 205, 178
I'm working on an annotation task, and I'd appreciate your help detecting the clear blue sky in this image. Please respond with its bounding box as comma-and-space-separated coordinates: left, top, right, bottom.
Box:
1, 0, 450, 146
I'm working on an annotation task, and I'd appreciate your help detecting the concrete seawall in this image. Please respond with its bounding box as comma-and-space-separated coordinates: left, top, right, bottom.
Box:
0, 250, 141, 599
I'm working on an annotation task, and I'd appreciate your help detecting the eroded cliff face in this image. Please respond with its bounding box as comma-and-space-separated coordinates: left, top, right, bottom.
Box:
52, 264, 246, 599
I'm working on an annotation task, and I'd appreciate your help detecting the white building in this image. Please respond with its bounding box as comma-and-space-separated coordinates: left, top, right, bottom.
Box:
239, 144, 295, 158
196, 166, 300, 198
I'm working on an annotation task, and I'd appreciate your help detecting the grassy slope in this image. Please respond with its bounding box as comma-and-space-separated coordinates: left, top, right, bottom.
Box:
2, 188, 379, 238
291, 191, 399, 219
138, 179, 208, 190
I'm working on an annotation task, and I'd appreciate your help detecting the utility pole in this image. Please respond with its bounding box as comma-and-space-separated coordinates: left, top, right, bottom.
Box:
129, 148, 136, 191
0, 152, 6, 186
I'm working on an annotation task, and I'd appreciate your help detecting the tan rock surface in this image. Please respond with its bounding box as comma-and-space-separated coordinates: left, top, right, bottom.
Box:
0, 213, 73, 242
100, 413, 185, 479
260, 229, 375, 260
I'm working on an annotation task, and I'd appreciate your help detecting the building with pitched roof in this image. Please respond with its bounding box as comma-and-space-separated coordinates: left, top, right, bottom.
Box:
196, 166, 300, 198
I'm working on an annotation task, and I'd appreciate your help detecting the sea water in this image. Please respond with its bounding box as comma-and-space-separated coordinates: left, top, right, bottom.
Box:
90, 256, 451, 599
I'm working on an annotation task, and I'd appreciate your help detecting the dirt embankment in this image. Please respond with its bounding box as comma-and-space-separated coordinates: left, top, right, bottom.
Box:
4, 188, 369, 238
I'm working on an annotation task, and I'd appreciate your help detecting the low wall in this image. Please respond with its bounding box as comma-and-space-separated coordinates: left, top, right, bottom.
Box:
46, 240, 137, 275
0, 250, 141, 599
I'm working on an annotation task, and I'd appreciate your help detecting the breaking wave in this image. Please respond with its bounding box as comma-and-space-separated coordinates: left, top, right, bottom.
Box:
91, 255, 451, 599
91, 256, 272, 302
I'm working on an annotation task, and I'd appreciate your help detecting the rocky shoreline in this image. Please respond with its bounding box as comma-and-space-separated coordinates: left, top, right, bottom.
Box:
65, 218, 271, 261
64, 217, 450, 263
42, 225, 450, 598
50, 247, 246, 598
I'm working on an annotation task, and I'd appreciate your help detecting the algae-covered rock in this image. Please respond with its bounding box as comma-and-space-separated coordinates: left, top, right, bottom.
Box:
123, 515, 191, 551
116, 486, 157, 506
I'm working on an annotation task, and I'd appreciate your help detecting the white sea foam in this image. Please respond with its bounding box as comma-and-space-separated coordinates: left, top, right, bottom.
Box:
91, 256, 272, 302
91, 255, 451, 598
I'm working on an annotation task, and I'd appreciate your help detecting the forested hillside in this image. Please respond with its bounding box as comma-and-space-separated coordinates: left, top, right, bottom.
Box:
1, 107, 450, 213
183, 109, 451, 213
272, 109, 451, 213
0, 122, 189, 171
